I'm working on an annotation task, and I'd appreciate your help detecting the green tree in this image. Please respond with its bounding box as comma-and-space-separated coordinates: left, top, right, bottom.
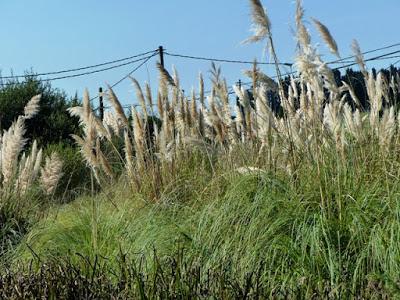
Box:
0, 76, 81, 146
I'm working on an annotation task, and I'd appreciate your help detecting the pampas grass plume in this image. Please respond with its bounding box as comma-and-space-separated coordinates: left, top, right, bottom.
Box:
244, 0, 271, 44
311, 18, 339, 57
40, 152, 63, 195
156, 63, 176, 87
106, 85, 129, 127
24, 94, 41, 119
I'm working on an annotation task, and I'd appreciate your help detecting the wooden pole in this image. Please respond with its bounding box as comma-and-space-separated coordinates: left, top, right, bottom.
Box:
99, 87, 104, 121
236, 79, 242, 107
158, 45, 164, 68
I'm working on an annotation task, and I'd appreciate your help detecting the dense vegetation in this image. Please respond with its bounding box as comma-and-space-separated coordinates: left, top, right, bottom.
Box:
1, 0, 400, 298
0, 77, 88, 263
0, 76, 82, 145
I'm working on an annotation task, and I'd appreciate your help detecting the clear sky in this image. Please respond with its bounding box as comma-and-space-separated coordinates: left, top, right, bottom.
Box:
0, 1, 399, 107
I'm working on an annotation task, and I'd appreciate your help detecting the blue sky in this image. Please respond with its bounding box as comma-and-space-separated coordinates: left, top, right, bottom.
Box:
0, 1, 399, 106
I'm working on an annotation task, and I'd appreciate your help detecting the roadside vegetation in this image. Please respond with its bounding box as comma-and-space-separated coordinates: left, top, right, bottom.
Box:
1, 0, 400, 298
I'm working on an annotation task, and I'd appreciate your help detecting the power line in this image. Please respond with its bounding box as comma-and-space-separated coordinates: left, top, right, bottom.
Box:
332, 49, 400, 71
1, 40, 398, 82
331, 55, 400, 65
327, 42, 400, 65
3, 41, 398, 108
98, 43, 400, 111
226, 49, 400, 95
1, 41, 398, 85
109, 53, 158, 89
164, 42, 400, 98
164, 51, 293, 66
265, 49, 400, 80
49, 55, 156, 82
98, 50, 400, 111
0, 49, 158, 80
1, 54, 156, 86
91, 52, 157, 103
165, 42, 400, 69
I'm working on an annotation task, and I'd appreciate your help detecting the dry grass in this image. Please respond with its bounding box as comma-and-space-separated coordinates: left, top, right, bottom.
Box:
0, 95, 63, 200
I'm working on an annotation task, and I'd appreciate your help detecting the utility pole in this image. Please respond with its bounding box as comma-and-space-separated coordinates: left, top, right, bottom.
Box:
236, 79, 242, 107
99, 87, 104, 121
158, 45, 164, 68
236, 79, 246, 128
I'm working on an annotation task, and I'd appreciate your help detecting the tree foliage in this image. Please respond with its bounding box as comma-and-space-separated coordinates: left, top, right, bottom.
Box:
0, 76, 81, 146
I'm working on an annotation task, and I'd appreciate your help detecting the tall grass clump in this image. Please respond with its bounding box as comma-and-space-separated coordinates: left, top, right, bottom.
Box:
14, 0, 400, 297
0, 95, 64, 257
68, 0, 400, 213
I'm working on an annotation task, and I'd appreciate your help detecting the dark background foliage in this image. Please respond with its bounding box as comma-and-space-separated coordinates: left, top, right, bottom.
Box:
0, 76, 81, 146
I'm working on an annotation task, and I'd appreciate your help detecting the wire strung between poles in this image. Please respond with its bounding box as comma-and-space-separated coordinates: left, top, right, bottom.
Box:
91, 52, 157, 103
0, 49, 158, 79
164, 51, 293, 66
